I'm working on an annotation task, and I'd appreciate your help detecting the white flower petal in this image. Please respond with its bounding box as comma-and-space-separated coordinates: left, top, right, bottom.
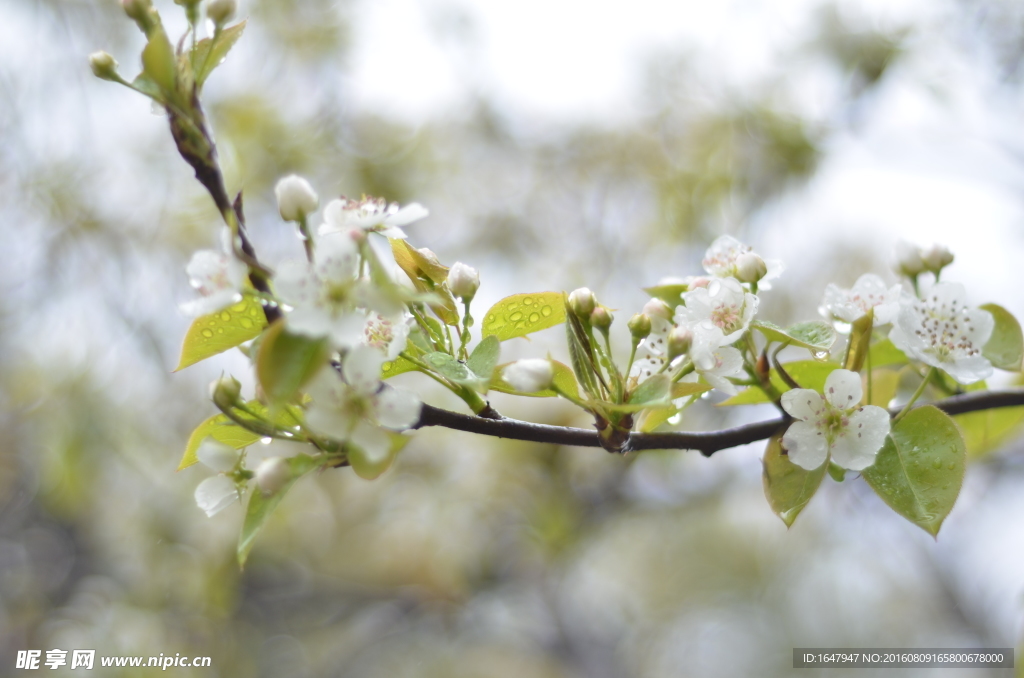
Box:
350, 421, 391, 465
196, 439, 240, 473
824, 369, 863, 410
343, 345, 384, 394
305, 401, 356, 440
782, 420, 829, 470
780, 389, 824, 421
194, 476, 239, 517
374, 388, 422, 429
386, 202, 429, 227
830, 406, 890, 470
314, 232, 359, 282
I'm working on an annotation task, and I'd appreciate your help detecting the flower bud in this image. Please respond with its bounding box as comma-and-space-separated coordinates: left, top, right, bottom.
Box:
642, 298, 672, 321
196, 439, 240, 473
590, 306, 612, 330
628, 313, 651, 341
735, 252, 767, 284
447, 262, 480, 302
121, 0, 152, 21
417, 247, 440, 265
255, 457, 291, 495
667, 327, 693, 360
207, 0, 237, 26
89, 51, 120, 82
503, 359, 554, 393
209, 374, 242, 411
922, 244, 954, 273
568, 287, 596, 318
894, 241, 925, 278
274, 175, 318, 222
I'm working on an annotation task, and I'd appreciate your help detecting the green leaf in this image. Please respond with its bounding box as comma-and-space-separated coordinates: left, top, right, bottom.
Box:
752, 320, 836, 352
955, 406, 1024, 460
175, 296, 267, 371
349, 431, 409, 480
193, 20, 247, 88
844, 310, 873, 372
867, 368, 901, 408
862, 405, 966, 537
671, 381, 713, 399
642, 283, 688, 307
491, 360, 580, 399
762, 432, 826, 527
390, 239, 459, 325
255, 321, 329, 408
238, 453, 321, 567
627, 374, 671, 406
421, 352, 481, 387
868, 338, 908, 368
130, 72, 164, 102
382, 356, 420, 379
467, 335, 501, 384
980, 303, 1023, 371
719, 360, 841, 406
482, 292, 566, 341
141, 30, 178, 96
179, 401, 304, 470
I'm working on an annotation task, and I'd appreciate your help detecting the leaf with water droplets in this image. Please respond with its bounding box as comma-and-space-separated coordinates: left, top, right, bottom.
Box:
176, 295, 267, 371
762, 432, 826, 527
980, 303, 1023, 371
862, 405, 965, 537
751, 320, 836, 352
719, 360, 841, 406
193, 20, 247, 89
256, 321, 330, 409
482, 292, 566, 341
238, 452, 321, 567
382, 356, 419, 379
421, 352, 482, 388
178, 401, 304, 470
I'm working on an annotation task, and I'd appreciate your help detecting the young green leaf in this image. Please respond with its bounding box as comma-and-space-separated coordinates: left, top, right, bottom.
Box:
627, 374, 671, 407
862, 405, 966, 537
980, 303, 1023, 371
751, 320, 836, 352
421, 352, 481, 388
390, 238, 459, 325
467, 335, 501, 384
482, 292, 566, 341
844, 310, 873, 372
382, 356, 420, 379
179, 402, 304, 470
193, 20, 247, 88
762, 432, 826, 527
256, 321, 330, 409
176, 296, 267, 371
238, 453, 322, 567
141, 30, 178, 97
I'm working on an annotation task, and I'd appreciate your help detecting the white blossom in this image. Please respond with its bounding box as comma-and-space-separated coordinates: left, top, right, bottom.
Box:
448, 262, 480, 301
196, 438, 240, 473
255, 457, 291, 495
304, 346, 421, 464
676, 277, 758, 345
922, 244, 954, 272
180, 248, 247, 317
274, 175, 319, 222
362, 312, 411, 360
503, 359, 554, 393
821, 274, 901, 325
894, 240, 925, 277
781, 369, 891, 471
702, 235, 783, 288
690, 329, 745, 395
319, 196, 428, 240
194, 475, 239, 517
888, 282, 994, 384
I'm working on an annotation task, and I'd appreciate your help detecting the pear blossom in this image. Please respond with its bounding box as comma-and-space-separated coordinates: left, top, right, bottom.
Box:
922, 244, 954, 273
701, 235, 783, 288
196, 438, 241, 473
503, 359, 554, 393
319, 196, 428, 240
193, 438, 243, 516
690, 334, 745, 395
274, 175, 319, 222
275, 231, 367, 348
781, 369, 891, 471
255, 457, 291, 495
888, 282, 993, 384
676, 277, 758, 345
568, 287, 597, 318
821, 274, 901, 325
180, 248, 247, 317
894, 241, 925, 278
447, 262, 480, 302
362, 312, 411, 360
304, 346, 421, 465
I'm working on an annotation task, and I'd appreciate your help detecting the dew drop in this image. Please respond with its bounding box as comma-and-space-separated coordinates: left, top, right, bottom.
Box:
201, 329, 215, 338
220, 311, 232, 321
541, 305, 552, 317
260, 437, 272, 445
529, 312, 540, 323
509, 312, 524, 322
240, 318, 253, 329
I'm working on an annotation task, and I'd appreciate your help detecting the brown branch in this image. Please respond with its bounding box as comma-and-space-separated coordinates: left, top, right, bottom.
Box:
414, 388, 1024, 457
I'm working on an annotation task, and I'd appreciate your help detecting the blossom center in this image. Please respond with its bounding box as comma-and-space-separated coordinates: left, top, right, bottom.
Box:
710, 303, 741, 333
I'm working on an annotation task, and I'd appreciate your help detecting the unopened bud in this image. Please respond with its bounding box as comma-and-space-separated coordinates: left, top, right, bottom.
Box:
667, 327, 693, 360
122, 0, 152, 21
568, 287, 596, 318
894, 241, 925, 278
504, 359, 554, 393
642, 298, 672, 321
735, 252, 767, 284
447, 261, 480, 302
274, 175, 318, 222
628, 313, 652, 341
590, 306, 612, 330
89, 51, 120, 81
209, 374, 242, 411
255, 457, 291, 495
921, 244, 954, 273
207, 0, 237, 26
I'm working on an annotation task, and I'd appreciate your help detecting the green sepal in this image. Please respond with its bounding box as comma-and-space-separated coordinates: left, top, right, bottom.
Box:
827, 462, 846, 482
175, 296, 267, 371
980, 303, 1023, 371
481, 292, 566, 341
862, 405, 966, 537
255, 320, 330, 409
238, 453, 322, 567
762, 432, 826, 527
